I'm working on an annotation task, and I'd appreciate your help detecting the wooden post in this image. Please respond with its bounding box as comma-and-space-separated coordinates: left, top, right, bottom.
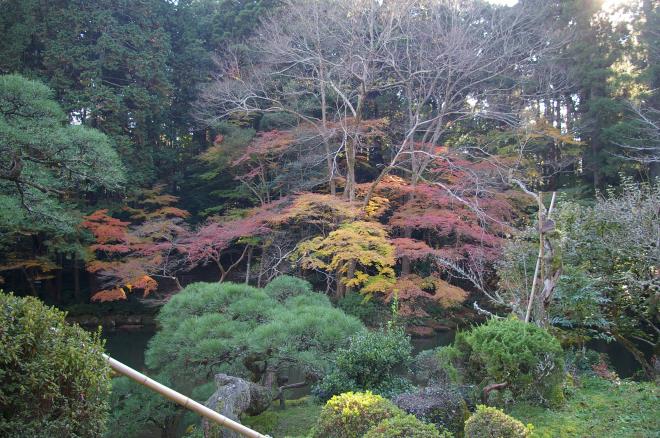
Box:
524, 192, 544, 323
524, 191, 557, 323
103, 354, 267, 438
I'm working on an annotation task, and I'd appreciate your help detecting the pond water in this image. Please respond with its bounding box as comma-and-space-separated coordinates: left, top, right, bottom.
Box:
412, 330, 456, 354
101, 324, 642, 397
101, 327, 456, 399
103, 327, 155, 371
103, 328, 456, 370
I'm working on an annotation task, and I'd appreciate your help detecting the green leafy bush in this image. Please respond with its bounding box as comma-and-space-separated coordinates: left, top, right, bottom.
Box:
312, 391, 403, 438
454, 318, 564, 406
464, 405, 530, 438
562, 347, 602, 376
413, 346, 464, 385
393, 385, 468, 436
264, 275, 313, 302
337, 292, 389, 326
552, 181, 660, 378
106, 375, 180, 438
0, 292, 111, 437
365, 414, 451, 438
314, 326, 414, 401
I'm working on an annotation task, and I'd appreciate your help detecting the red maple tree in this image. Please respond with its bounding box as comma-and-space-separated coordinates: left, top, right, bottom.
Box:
181, 205, 278, 282
354, 151, 525, 309
82, 187, 191, 302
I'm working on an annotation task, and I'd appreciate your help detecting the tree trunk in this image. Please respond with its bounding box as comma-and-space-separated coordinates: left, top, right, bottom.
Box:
343, 89, 365, 202
525, 192, 558, 324
482, 382, 509, 403
589, 86, 603, 189
73, 254, 82, 302
217, 246, 250, 283
245, 246, 253, 284
22, 267, 37, 296
642, 0, 659, 181
564, 93, 573, 132
216, 260, 227, 283
346, 259, 356, 295
400, 227, 412, 276
275, 382, 307, 410
344, 139, 356, 202
592, 140, 601, 189
55, 254, 63, 303
257, 243, 267, 288
336, 271, 346, 299
320, 77, 336, 196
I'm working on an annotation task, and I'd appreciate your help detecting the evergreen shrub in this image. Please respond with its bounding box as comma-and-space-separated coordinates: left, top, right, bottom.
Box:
464, 405, 531, 438
264, 275, 313, 302
453, 318, 564, 406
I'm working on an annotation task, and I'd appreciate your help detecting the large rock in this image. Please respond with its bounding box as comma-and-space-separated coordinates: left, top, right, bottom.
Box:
203, 374, 272, 438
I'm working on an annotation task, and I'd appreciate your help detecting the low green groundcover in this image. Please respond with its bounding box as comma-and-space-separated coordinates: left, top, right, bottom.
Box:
510, 376, 659, 438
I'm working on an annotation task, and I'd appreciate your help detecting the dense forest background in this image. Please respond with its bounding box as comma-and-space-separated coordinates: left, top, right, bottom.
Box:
1, 0, 279, 297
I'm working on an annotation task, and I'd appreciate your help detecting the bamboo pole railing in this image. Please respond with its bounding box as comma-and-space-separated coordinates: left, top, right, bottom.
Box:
103, 354, 267, 438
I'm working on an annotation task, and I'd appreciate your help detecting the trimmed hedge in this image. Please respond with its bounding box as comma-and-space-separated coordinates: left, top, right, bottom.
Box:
464, 405, 531, 438
365, 414, 452, 438
312, 391, 403, 438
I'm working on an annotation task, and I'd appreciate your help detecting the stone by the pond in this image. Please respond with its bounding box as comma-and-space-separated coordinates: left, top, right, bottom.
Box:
203, 373, 272, 438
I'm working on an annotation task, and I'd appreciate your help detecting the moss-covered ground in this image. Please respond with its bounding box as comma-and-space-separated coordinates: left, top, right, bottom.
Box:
510, 376, 660, 438
242, 396, 321, 438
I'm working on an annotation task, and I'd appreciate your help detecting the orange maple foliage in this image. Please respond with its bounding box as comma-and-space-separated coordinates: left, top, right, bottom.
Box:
147, 206, 190, 219
232, 130, 297, 166
127, 275, 158, 298
325, 117, 389, 140
91, 288, 127, 303
0, 258, 58, 288
83, 185, 191, 302
0, 258, 58, 273
82, 209, 131, 251
139, 185, 180, 206
272, 193, 360, 226
364, 196, 390, 219
123, 185, 190, 221
386, 274, 468, 317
